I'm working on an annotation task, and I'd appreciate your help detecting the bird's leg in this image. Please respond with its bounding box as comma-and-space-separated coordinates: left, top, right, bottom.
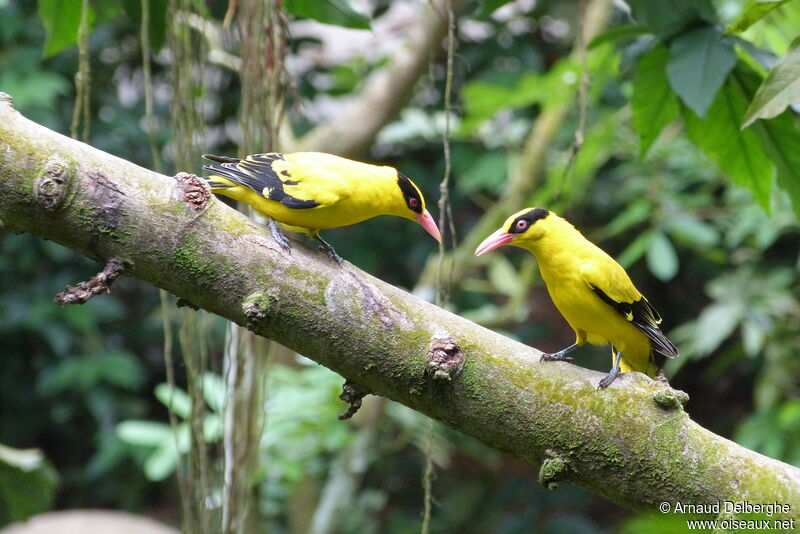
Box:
312, 232, 343, 265
598, 349, 623, 389
540, 343, 577, 363
267, 217, 292, 250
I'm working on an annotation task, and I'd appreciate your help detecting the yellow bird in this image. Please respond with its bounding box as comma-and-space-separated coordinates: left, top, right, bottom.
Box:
202, 152, 442, 263
475, 208, 678, 389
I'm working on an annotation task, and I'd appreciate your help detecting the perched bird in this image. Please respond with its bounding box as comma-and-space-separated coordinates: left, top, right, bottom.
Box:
475, 208, 678, 389
202, 152, 442, 263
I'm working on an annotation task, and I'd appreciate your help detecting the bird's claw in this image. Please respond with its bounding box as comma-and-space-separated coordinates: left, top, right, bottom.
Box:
597, 372, 618, 390
320, 246, 344, 265
541, 352, 574, 363
268, 217, 292, 251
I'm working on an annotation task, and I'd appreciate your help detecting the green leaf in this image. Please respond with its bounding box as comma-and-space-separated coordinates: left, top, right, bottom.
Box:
625, 0, 717, 38
646, 231, 679, 281
692, 303, 742, 355
733, 63, 800, 218
284, 0, 370, 30
664, 216, 720, 248
742, 37, 800, 127
746, 102, 800, 219
0, 445, 58, 523
616, 230, 653, 268
487, 255, 519, 297
144, 440, 178, 481
666, 27, 737, 118
38, 0, 95, 57
117, 420, 174, 446
475, 0, 515, 17
632, 46, 680, 157
202, 372, 226, 413
121, 0, 168, 51
724, 0, 790, 35
588, 24, 649, 50
684, 76, 773, 209
154, 383, 192, 419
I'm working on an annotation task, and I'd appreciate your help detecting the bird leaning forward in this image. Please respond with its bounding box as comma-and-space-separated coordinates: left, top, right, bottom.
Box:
201, 152, 442, 263
475, 208, 678, 389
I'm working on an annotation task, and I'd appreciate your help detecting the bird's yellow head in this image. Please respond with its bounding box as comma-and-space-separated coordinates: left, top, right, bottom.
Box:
395, 173, 442, 242
475, 208, 551, 255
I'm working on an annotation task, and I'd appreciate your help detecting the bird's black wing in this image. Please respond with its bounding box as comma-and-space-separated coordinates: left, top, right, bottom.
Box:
590, 288, 679, 359
202, 153, 320, 209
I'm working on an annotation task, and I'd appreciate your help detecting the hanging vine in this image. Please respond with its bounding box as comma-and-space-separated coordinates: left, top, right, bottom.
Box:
70, 0, 91, 141
221, 1, 287, 533
424, 2, 457, 533
166, 0, 212, 532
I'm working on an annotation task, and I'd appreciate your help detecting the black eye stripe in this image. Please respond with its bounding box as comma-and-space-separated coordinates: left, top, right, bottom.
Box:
508, 208, 550, 234
397, 173, 423, 214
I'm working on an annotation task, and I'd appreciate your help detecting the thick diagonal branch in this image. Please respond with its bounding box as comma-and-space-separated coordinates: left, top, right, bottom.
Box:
0, 96, 798, 517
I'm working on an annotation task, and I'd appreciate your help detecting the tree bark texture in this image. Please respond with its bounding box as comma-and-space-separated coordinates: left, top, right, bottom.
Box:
0, 95, 798, 518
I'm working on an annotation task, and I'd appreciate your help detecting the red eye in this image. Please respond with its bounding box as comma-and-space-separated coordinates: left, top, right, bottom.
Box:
516, 220, 528, 230
409, 198, 419, 208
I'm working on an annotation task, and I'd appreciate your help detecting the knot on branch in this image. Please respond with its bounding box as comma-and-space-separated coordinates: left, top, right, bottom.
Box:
174, 172, 211, 211
54, 259, 126, 306
538, 450, 570, 490
35, 158, 71, 211
338, 380, 370, 420
242, 291, 276, 329
426, 333, 464, 381
652, 387, 690, 410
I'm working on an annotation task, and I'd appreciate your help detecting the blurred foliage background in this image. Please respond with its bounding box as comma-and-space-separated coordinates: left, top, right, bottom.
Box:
1, 0, 799, 532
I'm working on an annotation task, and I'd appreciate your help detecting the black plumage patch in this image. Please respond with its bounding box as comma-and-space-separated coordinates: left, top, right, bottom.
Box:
591, 287, 678, 359
508, 208, 550, 234
396, 173, 423, 214
202, 153, 319, 209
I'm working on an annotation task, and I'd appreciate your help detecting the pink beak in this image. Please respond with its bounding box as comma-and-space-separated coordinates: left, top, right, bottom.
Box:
416, 209, 442, 243
475, 228, 514, 256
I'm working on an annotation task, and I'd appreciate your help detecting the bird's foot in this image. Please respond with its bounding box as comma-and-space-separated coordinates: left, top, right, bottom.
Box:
540, 343, 577, 363
540, 351, 574, 363
313, 234, 343, 265
321, 246, 344, 265
597, 371, 619, 389
268, 217, 292, 251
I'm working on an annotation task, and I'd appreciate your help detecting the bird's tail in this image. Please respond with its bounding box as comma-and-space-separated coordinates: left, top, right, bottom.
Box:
201, 154, 241, 190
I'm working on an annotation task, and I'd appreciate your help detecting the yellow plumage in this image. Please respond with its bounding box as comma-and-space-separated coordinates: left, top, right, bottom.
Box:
202, 152, 441, 262
476, 208, 678, 388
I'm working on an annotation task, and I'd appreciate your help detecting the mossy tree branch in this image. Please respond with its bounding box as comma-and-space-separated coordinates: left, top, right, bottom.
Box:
1, 95, 798, 517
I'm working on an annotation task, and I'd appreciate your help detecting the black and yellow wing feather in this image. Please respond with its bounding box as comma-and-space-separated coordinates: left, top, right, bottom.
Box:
202, 153, 320, 209
581, 262, 678, 359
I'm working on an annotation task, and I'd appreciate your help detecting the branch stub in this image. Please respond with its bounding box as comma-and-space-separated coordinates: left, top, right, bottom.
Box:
35, 158, 71, 211
426, 333, 464, 381
174, 172, 211, 211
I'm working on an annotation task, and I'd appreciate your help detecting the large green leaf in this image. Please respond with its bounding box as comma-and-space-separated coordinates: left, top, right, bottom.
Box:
724, 0, 790, 35
684, 73, 773, 209
284, 0, 370, 30
38, 0, 95, 57
736, 67, 800, 219
632, 46, 679, 157
0, 445, 57, 523
625, 0, 716, 38
667, 27, 737, 118
742, 37, 800, 128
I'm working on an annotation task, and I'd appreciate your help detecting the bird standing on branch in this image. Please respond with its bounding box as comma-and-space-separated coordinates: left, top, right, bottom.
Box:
475, 208, 678, 389
202, 152, 442, 263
